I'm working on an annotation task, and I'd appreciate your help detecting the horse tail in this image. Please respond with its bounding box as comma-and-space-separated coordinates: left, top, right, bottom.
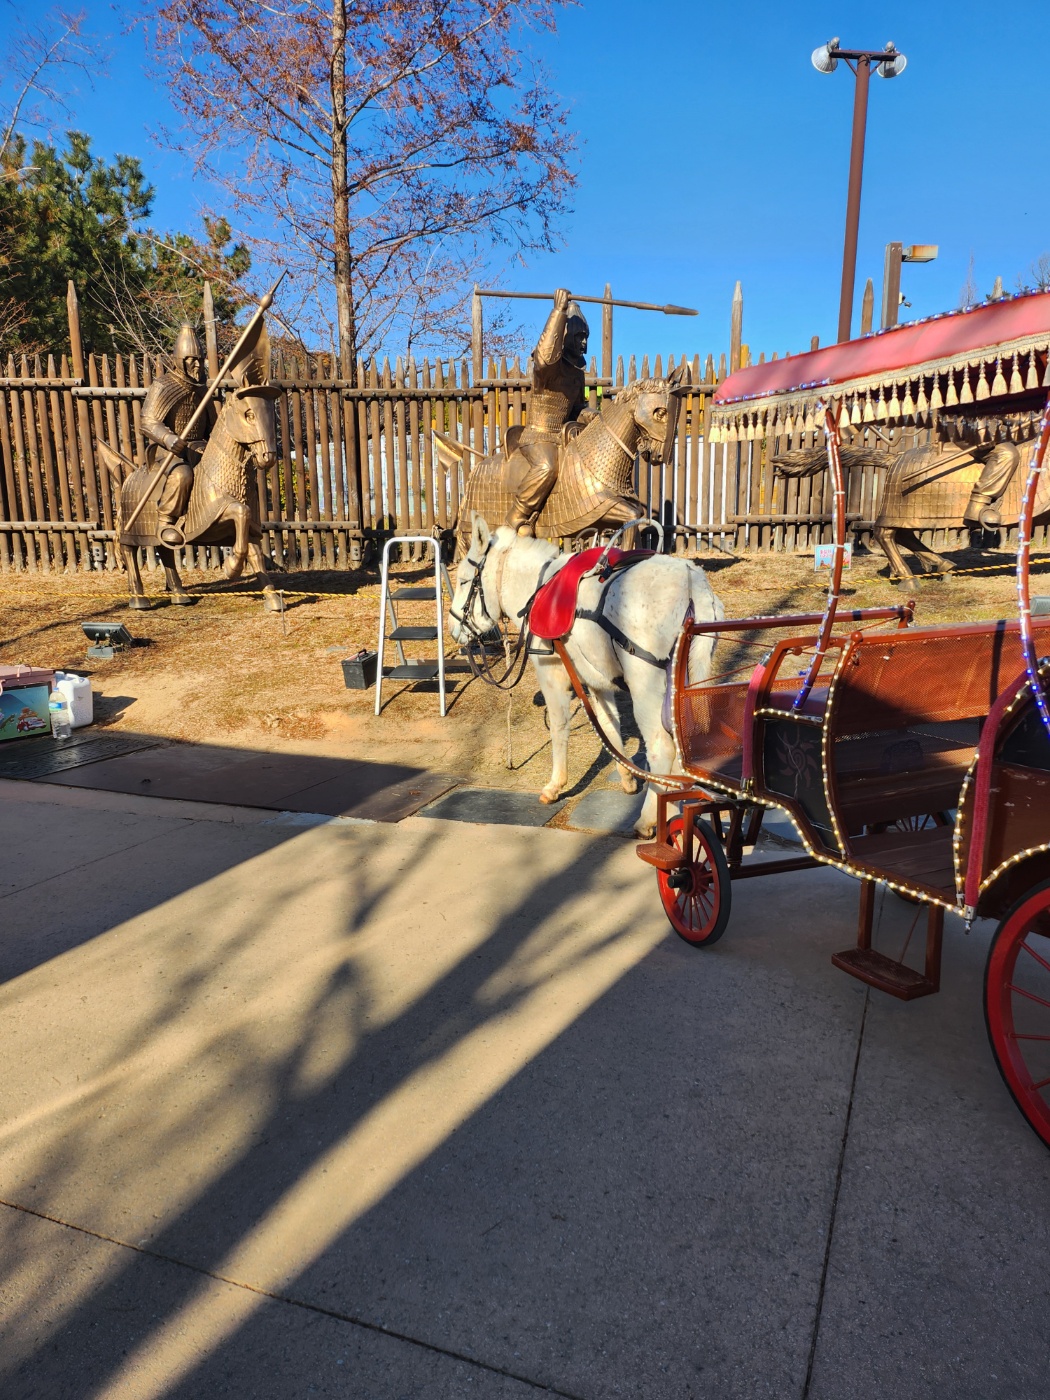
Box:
684, 561, 724, 687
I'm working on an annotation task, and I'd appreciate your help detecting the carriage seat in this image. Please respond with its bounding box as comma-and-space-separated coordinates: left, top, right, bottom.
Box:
529, 546, 653, 640
829, 620, 1049, 835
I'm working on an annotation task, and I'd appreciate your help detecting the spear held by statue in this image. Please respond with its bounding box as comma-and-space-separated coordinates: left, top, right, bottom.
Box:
475, 288, 698, 316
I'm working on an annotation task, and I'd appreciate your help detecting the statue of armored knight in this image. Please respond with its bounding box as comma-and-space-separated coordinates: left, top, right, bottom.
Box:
506, 288, 597, 535
140, 324, 216, 545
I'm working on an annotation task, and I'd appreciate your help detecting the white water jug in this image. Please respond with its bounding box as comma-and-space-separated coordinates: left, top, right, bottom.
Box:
52, 671, 93, 728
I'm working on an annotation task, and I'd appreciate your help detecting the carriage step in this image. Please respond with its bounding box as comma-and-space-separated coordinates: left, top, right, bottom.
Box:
389, 626, 438, 641
831, 947, 937, 1001
636, 839, 686, 872
391, 586, 436, 600
386, 662, 440, 681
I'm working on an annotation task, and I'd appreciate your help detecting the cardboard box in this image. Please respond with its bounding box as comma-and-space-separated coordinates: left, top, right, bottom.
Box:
0, 664, 54, 741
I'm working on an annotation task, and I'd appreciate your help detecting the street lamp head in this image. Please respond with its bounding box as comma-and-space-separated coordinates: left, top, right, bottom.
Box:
877, 42, 907, 78
811, 36, 840, 74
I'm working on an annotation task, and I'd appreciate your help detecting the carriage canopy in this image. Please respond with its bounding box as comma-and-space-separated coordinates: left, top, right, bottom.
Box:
710, 290, 1050, 442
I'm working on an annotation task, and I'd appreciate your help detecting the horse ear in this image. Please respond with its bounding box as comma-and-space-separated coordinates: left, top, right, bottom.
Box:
667, 363, 685, 388
471, 512, 491, 552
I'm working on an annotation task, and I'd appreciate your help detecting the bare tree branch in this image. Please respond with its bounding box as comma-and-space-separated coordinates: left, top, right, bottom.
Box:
146, 0, 577, 370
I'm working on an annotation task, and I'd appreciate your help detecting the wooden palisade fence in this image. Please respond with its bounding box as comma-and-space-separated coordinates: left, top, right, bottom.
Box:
0, 281, 1008, 575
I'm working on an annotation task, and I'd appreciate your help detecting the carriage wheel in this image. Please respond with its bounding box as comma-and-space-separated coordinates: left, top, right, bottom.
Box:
985, 879, 1050, 1149
657, 815, 731, 947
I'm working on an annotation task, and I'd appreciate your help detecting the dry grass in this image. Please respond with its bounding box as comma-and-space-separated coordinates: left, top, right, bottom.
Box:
3, 541, 1046, 811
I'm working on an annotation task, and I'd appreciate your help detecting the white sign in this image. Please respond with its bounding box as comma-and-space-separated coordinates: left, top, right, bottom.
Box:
814, 542, 852, 571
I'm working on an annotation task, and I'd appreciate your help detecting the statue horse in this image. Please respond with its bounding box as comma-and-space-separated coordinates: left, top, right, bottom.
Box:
98, 370, 283, 611
448, 515, 723, 836
772, 436, 1050, 582
436, 372, 686, 555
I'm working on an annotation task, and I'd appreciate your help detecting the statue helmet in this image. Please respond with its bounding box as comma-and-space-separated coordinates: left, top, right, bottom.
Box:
565, 301, 590, 338
174, 323, 203, 364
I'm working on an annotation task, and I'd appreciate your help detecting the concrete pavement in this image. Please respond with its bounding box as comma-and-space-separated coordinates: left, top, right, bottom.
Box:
0, 778, 1048, 1399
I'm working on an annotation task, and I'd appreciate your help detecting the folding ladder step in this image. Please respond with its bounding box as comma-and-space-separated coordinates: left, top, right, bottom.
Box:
391, 586, 436, 600
386, 662, 440, 681
388, 626, 438, 641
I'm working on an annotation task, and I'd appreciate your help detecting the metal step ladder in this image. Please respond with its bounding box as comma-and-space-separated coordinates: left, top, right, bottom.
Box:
375, 535, 454, 717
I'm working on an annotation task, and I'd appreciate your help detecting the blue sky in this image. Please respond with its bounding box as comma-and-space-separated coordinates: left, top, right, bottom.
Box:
5, 0, 1050, 364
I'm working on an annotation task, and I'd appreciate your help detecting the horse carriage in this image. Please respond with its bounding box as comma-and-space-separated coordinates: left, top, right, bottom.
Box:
614, 291, 1050, 1149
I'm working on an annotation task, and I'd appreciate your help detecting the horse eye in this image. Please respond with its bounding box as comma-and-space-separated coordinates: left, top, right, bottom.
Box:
245, 408, 255, 420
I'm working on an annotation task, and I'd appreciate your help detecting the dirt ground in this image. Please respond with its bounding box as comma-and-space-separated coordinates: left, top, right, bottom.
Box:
4, 540, 1048, 819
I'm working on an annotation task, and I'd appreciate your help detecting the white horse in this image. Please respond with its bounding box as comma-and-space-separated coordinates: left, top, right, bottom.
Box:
449, 517, 723, 835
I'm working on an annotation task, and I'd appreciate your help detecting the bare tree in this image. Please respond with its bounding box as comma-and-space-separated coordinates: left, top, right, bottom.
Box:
147, 0, 577, 374
959, 252, 979, 310
0, 5, 99, 166
1016, 253, 1050, 294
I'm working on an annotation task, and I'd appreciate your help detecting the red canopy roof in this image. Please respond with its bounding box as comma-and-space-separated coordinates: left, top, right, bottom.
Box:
714, 291, 1050, 408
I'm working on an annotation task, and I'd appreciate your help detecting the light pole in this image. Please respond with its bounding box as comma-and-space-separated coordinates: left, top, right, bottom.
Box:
812, 37, 907, 342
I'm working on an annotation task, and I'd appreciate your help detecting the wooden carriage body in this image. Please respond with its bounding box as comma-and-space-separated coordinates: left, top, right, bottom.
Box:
625, 291, 1050, 1148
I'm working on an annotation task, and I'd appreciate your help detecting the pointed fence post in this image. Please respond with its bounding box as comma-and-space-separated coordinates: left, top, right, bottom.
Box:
66, 280, 99, 524
860, 278, 874, 335
730, 281, 743, 372
203, 281, 220, 378
471, 285, 483, 384
601, 283, 613, 382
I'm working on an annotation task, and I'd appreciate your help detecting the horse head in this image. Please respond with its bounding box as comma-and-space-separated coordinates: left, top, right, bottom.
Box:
218, 317, 280, 469
610, 363, 688, 466
221, 381, 280, 469
449, 514, 505, 645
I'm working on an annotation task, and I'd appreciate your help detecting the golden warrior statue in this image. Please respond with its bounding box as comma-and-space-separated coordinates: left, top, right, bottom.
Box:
141, 324, 216, 545
506, 288, 597, 535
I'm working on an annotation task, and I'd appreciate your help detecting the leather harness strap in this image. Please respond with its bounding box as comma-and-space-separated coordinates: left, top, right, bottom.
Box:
552, 639, 690, 790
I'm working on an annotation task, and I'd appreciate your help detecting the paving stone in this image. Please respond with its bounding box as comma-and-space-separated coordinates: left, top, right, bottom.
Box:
420, 786, 559, 826
564, 787, 644, 835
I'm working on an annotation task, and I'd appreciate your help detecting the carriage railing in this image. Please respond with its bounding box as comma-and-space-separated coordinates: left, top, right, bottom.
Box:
670, 604, 913, 787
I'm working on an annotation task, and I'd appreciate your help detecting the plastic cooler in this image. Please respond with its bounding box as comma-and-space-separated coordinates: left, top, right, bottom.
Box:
0, 664, 55, 741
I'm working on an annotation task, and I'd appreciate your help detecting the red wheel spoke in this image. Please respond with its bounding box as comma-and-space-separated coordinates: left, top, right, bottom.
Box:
1007, 983, 1050, 1012
1030, 1074, 1050, 1092
1021, 938, 1050, 977
1012, 1032, 1050, 1042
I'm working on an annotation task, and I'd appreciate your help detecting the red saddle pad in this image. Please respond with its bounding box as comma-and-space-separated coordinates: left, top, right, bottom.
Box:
529, 546, 652, 640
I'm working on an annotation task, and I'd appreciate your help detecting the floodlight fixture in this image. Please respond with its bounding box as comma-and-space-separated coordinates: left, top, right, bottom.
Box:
82, 620, 135, 659
877, 43, 907, 79
811, 38, 909, 341
811, 37, 840, 73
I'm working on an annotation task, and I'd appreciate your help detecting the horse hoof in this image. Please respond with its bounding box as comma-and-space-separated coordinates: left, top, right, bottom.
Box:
634, 820, 656, 839
127, 596, 152, 611
224, 558, 246, 582
262, 595, 283, 613
169, 593, 197, 606
539, 788, 561, 805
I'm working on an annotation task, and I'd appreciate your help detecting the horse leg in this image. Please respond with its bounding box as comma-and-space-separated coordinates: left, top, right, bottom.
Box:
123, 543, 151, 609
247, 537, 283, 612
624, 660, 679, 838
223, 504, 251, 581
533, 655, 573, 804
159, 545, 194, 604
898, 526, 955, 576
873, 526, 918, 584
589, 685, 639, 793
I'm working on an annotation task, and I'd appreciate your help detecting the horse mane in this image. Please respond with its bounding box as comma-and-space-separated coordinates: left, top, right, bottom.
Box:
607, 376, 667, 407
